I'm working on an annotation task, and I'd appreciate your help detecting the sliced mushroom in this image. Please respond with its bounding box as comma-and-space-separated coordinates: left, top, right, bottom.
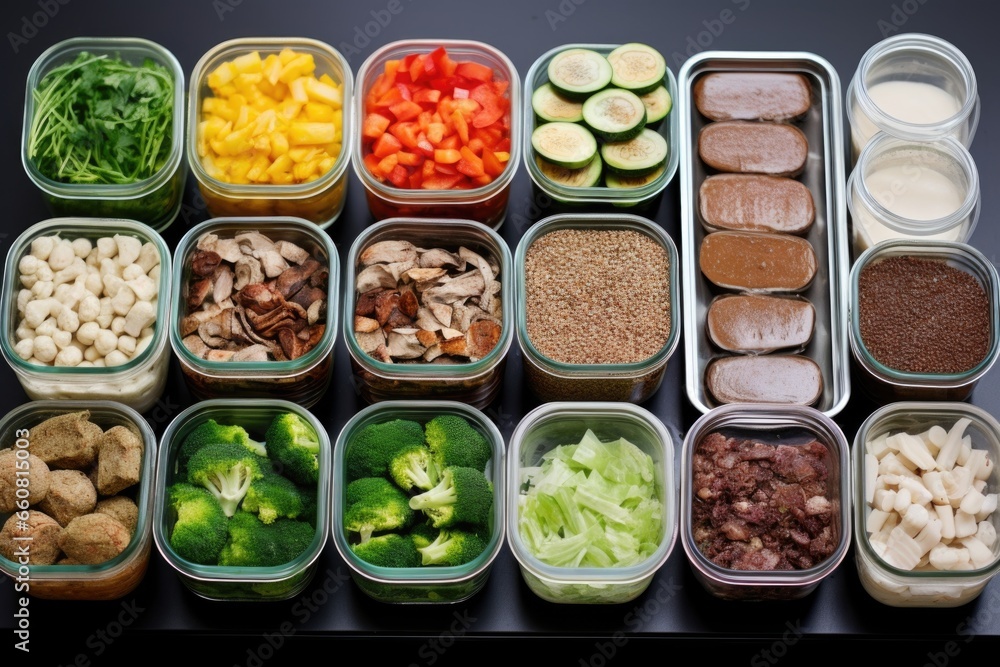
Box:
398, 289, 420, 319
429, 302, 453, 328
355, 329, 386, 354
306, 299, 326, 326
459, 246, 495, 284
422, 271, 485, 304
206, 349, 236, 362
373, 292, 400, 325
212, 265, 234, 305
402, 267, 447, 284
418, 247, 464, 270
236, 231, 276, 254
387, 331, 425, 359
275, 240, 310, 265
361, 240, 418, 266
465, 319, 502, 359
191, 250, 222, 277
182, 334, 210, 358
384, 259, 418, 283
356, 265, 397, 294
232, 344, 270, 362
415, 307, 444, 332
187, 278, 212, 309
371, 344, 393, 363
214, 238, 243, 263
198, 321, 229, 348
354, 315, 380, 333
259, 249, 289, 278
234, 256, 264, 291
415, 329, 440, 347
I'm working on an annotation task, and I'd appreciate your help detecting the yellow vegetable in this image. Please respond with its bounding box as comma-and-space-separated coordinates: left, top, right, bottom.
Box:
198, 50, 344, 185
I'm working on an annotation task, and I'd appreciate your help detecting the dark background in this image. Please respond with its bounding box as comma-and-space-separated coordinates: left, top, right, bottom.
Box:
1, 0, 998, 663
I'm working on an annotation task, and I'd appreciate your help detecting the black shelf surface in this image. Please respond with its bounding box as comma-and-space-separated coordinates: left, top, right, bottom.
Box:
2, 0, 1000, 661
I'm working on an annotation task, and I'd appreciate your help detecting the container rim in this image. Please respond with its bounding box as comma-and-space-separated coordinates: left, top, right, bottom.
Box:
186, 36, 354, 199
514, 213, 680, 377
168, 216, 339, 375
351, 38, 521, 205
21, 36, 186, 200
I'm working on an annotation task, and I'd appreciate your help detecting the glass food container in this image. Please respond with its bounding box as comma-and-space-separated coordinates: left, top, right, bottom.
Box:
331, 400, 505, 603
849, 240, 999, 403
506, 402, 676, 604
169, 217, 338, 408
21, 37, 186, 232
522, 43, 679, 217
187, 38, 353, 229
846, 32, 979, 161
0, 400, 156, 600
848, 133, 980, 258
515, 213, 679, 403
854, 402, 1000, 607
0, 218, 172, 413
680, 403, 851, 601
344, 218, 512, 408
153, 399, 330, 601
352, 39, 521, 230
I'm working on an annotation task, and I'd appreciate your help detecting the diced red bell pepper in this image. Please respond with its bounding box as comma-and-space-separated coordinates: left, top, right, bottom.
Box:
396, 151, 423, 167
387, 163, 410, 188
434, 148, 461, 164
456, 146, 485, 178
471, 83, 507, 128
451, 110, 469, 145
389, 121, 421, 150
422, 173, 464, 190
372, 132, 403, 158
455, 61, 494, 82
482, 148, 505, 177
362, 112, 392, 140
389, 99, 424, 122
413, 88, 441, 105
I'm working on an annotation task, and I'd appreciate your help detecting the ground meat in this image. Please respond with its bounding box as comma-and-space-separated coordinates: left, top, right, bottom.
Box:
692, 431, 837, 571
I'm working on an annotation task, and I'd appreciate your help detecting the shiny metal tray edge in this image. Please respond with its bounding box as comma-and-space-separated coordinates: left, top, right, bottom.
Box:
678, 50, 851, 417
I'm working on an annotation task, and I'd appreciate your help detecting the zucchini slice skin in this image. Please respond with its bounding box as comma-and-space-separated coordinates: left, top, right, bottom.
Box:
639, 85, 672, 127
535, 153, 603, 188
531, 122, 598, 169
532, 83, 585, 123
547, 48, 613, 99
605, 165, 665, 189
582, 88, 647, 142
601, 129, 669, 177
607, 43, 667, 96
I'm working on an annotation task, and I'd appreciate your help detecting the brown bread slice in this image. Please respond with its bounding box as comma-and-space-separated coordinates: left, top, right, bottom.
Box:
699, 173, 815, 234
706, 294, 815, 353
694, 72, 812, 121
698, 120, 808, 177
705, 354, 823, 405
699, 230, 816, 292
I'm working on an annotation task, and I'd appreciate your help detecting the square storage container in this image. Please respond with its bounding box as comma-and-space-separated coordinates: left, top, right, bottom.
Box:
352, 39, 520, 229
0, 218, 172, 413
22, 37, 186, 232
153, 399, 330, 601
506, 402, 676, 604
680, 403, 850, 601
187, 38, 353, 229
854, 402, 1000, 607
0, 400, 156, 600
331, 400, 505, 603
169, 217, 338, 408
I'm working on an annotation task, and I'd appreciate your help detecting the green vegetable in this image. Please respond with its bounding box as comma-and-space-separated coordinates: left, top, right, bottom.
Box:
518, 429, 662, 569
388, 443, 439, 492
177, 418, 266, 471
351, 533, 421, 568
409, 521, 440, 550
167, 483, 229, 565
345, 418, 426, 480
265, 412, 322, 485
424, 415, 492, 472
218, 511, 315, 568
187, 442, 265, 517
417, 528, 487, 567
408, 466, 493, 529
344, 477, 414, 542
242, 469, 307, 524
27, 52, 175, 186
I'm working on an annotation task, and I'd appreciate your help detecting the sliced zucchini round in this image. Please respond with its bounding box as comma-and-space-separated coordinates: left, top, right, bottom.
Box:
607, 43, 667, 96
600, 128, 668, 177
547, 48, 612, 99
581, 88, 646, 142
605, 165, 665, 189
532, 83, 585, 123
536, 154, 602, 188
531, 122, 598, 170
640, 85, 672, 128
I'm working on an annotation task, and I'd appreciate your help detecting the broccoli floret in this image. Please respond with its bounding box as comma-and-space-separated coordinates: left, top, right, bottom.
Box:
265, 412, 322, 485
187, 442, 265, 517
345, 418, 426, 480
417, 528, 488, 566
408, 466, 493, 529
167, 483, 229, 565
388, 443, 439, 492
242, 469, 308, 524
351, 533, 421, 568
218, 511, 315, 567
344, 477, 414, 542
409, 521, 440, 549
177, 419, 266, 471
424, 415, 492, 472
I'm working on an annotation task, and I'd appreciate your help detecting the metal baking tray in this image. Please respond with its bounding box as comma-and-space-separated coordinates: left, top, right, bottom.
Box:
679, 51, 850, 416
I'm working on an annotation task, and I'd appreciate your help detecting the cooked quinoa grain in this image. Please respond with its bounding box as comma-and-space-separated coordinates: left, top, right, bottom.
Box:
524, 228, 671, 364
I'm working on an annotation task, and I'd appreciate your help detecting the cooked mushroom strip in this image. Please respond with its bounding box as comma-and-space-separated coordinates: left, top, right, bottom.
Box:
418, 247, 465, 270
235, 231, 277, 255
422, 271, 486, 304
258, 249, 289, 278
360, 240, 418, 266
212, 265, 234, 305
275, 240, 310, 265
355, 330, 386, 354
356, 265, 398, 294
234, 256, 264, 290
182, 334, 210, 358
459, 246, 495, 284
387, 331, 426, 359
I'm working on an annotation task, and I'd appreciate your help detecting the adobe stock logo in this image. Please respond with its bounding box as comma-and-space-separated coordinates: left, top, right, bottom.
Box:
7, 0, 72, 54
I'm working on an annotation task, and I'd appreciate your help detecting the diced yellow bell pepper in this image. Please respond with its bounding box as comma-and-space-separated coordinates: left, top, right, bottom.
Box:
304, 102, 335, 122
279, 54, 315, 83
304, 77, 342, 108
233, 51, 263, 74
289, 122, 336, 145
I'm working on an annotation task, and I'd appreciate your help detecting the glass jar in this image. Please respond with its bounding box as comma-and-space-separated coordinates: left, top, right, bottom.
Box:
169, 217, 338, 408
331, 401, 505, 603
187, 38, 353, 230
515, 213, 679, 403
848, 133, 980, 257
522, 44, 678, 217
680, 404, 851, 601
0, 400, 156, 600
506, 402, 676, 604
849, 240, 999, 403
846, 33, 979, 161
344, 218, 512, 407
853, 402, 1000, 607
0, 218, 172, 413
153, 399, 330, 601
352, 39, 521, 230
21, 37, 186, 232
